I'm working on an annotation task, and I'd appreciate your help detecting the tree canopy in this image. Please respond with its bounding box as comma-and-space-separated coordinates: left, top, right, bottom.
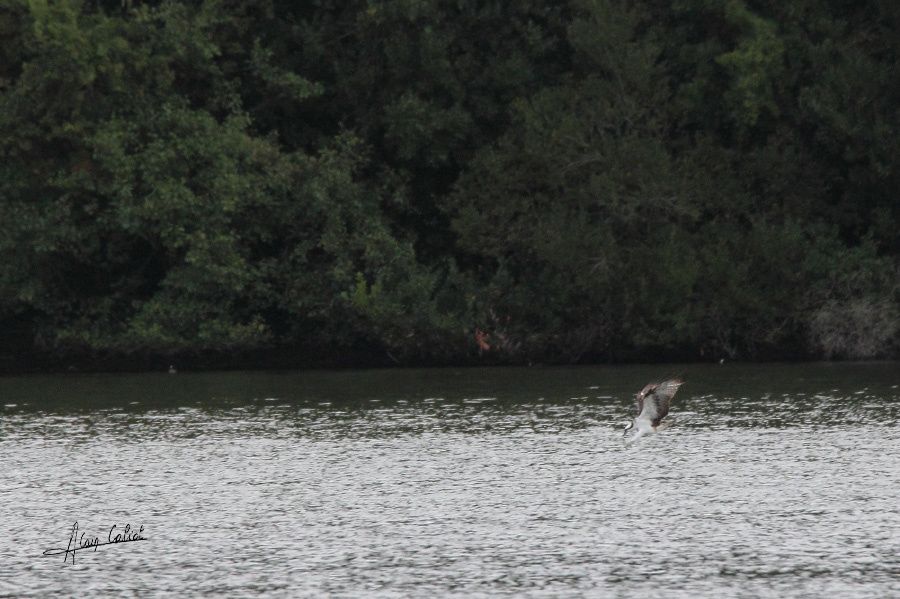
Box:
0, 0, 897, 370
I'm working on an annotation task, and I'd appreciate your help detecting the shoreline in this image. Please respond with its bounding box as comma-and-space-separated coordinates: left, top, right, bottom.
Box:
1, 346, 897, 376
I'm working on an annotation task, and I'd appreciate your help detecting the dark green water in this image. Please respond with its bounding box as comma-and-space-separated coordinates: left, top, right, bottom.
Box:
2, 363, 899, 596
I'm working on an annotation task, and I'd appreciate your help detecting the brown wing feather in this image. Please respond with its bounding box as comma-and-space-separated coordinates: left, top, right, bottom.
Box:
649, 379, 684, 427
634, 382, 656, 416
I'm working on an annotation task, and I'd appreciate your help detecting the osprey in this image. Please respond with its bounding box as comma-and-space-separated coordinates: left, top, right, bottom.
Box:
623, 379, 684, 442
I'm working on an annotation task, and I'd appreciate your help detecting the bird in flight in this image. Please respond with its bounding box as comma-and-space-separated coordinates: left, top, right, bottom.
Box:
623, 379, 684, 442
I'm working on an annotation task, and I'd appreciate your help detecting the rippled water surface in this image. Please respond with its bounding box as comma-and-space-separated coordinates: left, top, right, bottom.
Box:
2, 363, 899, 597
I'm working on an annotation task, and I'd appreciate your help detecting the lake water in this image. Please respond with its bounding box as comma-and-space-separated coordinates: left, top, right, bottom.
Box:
2, 363, 899, 597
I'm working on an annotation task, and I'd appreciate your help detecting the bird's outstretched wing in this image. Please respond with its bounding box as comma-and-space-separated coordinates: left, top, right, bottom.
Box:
637, 379, 684, 427
650, 379, 683, 426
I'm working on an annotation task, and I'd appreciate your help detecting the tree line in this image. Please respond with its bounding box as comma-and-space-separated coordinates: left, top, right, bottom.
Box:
0, 0, 897, 370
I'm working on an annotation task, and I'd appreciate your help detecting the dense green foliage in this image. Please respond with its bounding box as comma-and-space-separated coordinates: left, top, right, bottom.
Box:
0, 0, 897, 369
